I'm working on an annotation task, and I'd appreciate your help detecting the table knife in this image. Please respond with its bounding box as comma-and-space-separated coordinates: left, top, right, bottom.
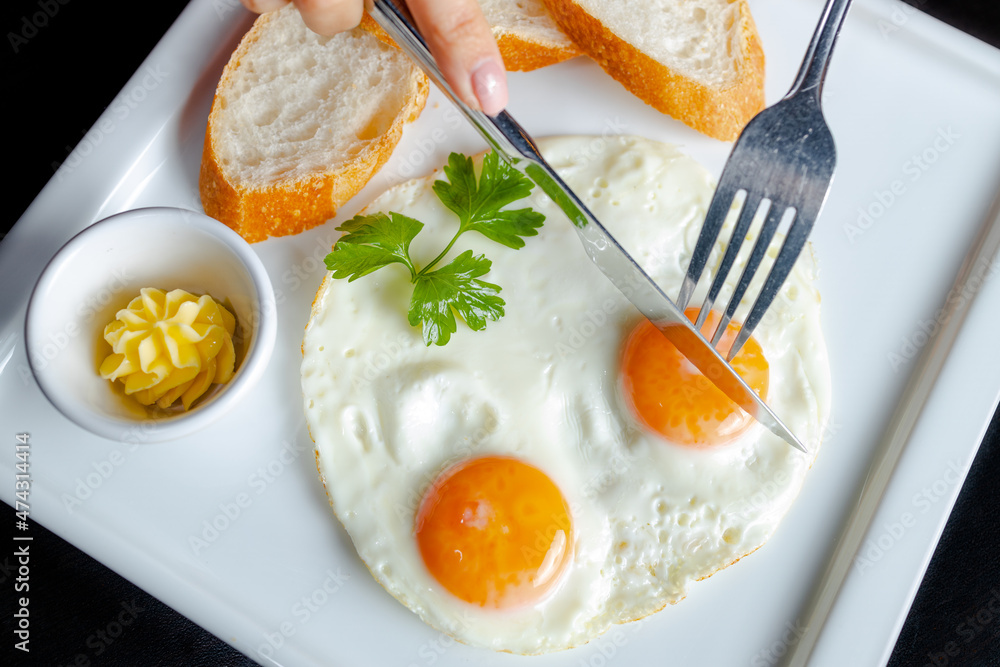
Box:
368, 0, 805, 452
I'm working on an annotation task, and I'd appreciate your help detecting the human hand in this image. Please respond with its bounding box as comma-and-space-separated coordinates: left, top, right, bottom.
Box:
240, 0, 508, 115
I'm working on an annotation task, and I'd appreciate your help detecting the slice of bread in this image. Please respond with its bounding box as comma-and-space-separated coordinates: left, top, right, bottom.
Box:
200, 6, 429, 243
542, 0, 765, 140
361, 0, 581, 71
481, 0, 582, 70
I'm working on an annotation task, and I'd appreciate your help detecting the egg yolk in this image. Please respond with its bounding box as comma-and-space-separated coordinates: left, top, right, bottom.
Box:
620, 308, 769, 447
415, 456, 572, 609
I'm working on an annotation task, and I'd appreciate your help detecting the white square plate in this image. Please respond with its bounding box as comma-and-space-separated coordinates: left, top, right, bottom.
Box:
2, 0, 1000, 665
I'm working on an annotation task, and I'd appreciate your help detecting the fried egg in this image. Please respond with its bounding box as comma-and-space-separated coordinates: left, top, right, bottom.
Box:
300, 135, 831, 654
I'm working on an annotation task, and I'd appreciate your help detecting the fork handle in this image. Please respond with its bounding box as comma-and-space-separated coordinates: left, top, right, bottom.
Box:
787, 0, 854, 99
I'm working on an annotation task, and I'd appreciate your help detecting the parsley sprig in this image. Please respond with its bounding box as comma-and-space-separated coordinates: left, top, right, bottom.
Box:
324, 151, 545, 346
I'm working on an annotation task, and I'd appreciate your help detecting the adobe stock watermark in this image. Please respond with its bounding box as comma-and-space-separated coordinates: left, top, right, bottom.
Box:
349, 331, 421, 392
555, 296, 622, 359
211, 0, 243, 20
749, 619, 808, 666
7, 0, 71, 54
18, 267, 134, 388
843, 126, 959, 244
188, 437, 312, 555
405, 611, 640, 667
280, 228, 340, 295
380, 106, 464, 184
887, 253, 1000, 372
571, 624, 642, 667
256, 567, 351, 660
60, 447, 133, 514
853, 459, 965, 574
876, 0, 929, 39
53, 64, 169, 181
516, 444, 640, 568
393, 411, 500, 521
58, 599, 145, 666
515, 509, 572, 570
734, 418, 843, 522
561, 116, 628, 170
403, 606, 478, 667
579, 437, 642, 501
921, 588, 1000, 667
59, 417, 162, 514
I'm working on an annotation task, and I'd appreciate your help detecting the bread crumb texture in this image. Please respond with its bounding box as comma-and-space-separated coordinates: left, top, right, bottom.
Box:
200, 6, 429, 243
543, 0, 764, 140
360, 0, 581, 71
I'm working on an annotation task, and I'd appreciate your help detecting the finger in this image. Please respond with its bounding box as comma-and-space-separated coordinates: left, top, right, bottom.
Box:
293, 0, 364, 35
241, 0, 289, 13
407, 0, 508, 116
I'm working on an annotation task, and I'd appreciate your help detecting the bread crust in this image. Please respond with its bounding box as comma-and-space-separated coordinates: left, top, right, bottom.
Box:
199, 14, 429, 243
494, 31, 581, 71
359, 12, 580, 72
542, 0, 765, 140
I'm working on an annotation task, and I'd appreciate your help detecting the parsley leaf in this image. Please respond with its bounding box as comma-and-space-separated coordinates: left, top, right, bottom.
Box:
433, 151, 544, 249
324, 150, 544, 346
408, 251, 504, 346
324, 212, 422, 281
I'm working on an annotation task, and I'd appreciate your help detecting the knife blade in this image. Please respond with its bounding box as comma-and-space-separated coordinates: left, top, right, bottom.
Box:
368, 0, 805, 452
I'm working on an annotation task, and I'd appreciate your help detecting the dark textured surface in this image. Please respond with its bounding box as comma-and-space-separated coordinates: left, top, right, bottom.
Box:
2, 1, 1000, 666
889, 414, 1000, 667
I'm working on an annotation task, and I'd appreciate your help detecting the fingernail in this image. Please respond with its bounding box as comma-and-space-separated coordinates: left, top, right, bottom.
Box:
471, 59, 508, 116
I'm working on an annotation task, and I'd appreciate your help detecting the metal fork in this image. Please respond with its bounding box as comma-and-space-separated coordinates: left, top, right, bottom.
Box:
677, 0, 853, 361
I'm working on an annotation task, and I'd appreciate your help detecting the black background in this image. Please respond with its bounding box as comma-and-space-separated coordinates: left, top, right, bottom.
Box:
3, 1, 1000, 665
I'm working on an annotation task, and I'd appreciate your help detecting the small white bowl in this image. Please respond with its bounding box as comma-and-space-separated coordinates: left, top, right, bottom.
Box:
25, 207, 277, 443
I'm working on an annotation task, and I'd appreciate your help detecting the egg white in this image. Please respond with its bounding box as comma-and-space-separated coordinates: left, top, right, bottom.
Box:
300, 135, 831, 654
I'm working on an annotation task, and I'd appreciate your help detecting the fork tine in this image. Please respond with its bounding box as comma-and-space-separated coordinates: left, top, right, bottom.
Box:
727, 203, 819, 361
676, 180, 744, 311
695, 192, 769, 337
710, 201, 786, 349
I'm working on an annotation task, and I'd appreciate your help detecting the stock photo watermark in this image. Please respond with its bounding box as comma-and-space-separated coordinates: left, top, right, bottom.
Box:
7, 0, 71, 53
403, 611, 640, 667
55, 599, 145, 666
750, 620, 808, 667
573, 626, 642, 667
393, 411, 501, 522
18, 268, 134, 388
579, 440, 642, 501
730, 419, 842, 523
188, 437, 312, 555
555, 297, 623, 359
58, 415, 169, 514
920, 588, 1000, 667
255, 567, 351, 660
382, 106, 464, 184
60, 448, 130, 514
280, 229, 340, 294
52, 65, 169, 181
843, 126, 959, 244
887, 253, 1000, 371
876, 0, 929, 39
12, 433, 32, 654
211, 0, 243, 20
853, 459, 965, 574
562, 117, 629, 167
404, 607, 478, 667
348, 331, 420, 392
